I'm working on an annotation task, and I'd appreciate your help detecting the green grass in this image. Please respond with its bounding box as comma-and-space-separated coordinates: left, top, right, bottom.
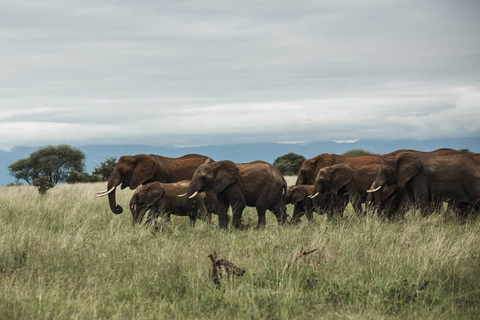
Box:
1, 181, 479, 319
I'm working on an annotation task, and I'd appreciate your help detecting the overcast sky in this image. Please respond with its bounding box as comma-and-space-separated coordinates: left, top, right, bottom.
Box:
1, 0, 479, 151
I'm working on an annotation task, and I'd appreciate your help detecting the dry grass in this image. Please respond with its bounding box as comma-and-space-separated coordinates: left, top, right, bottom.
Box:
0, 182, 479, 319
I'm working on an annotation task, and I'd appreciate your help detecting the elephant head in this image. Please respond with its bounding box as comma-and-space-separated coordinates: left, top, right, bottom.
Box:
98, 154, 158, 214
310, 164, 353, 198
285, 185, 308, 205
129, 183, 164, 224
187, 159, 239, 198
295, 154, 334, 185
368, 153, 421, 204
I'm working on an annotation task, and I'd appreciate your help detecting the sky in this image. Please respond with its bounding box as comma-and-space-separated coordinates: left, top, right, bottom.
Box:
1, 0, 479, 151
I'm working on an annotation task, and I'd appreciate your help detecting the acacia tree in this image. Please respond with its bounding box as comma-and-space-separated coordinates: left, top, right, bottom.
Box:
8, 145, 86, 186
342, 149, 373, 157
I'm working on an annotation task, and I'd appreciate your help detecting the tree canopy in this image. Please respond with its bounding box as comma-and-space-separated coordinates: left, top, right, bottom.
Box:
8, 145, 86, 185
273, 152, 305, 176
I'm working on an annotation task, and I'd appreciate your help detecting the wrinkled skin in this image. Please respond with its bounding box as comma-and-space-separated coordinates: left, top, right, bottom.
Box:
372, 151, 480, 219
104, 153, 209, 215
312, 164, 381, 217
286, 185, 337, 223
187, 159, 288, 229
129, 181, 209, 226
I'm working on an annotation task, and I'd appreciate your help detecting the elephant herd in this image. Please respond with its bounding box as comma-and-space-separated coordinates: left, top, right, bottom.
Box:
97, 149, 480, 229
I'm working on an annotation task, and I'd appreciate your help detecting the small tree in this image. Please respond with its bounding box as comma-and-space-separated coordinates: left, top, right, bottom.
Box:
92, 157, 117, 181
8, 145, 86, 192
273, 153, 306, 176
32, 176, 55, 194
458, 148, 473, 154
342, 149, 373, 157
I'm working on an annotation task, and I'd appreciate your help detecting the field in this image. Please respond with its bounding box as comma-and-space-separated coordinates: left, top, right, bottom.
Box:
1, 179, 480, 319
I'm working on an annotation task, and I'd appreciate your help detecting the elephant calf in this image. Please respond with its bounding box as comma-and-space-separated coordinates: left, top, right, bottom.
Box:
129, 180, 210, 226
286, 185, 336, 223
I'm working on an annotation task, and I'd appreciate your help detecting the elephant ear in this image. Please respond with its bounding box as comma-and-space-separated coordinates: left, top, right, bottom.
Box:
330, 166, 353, 196
396, 153, 421, 187
146, 184, 164, 207
130, 155, 157, 190
381, 184, 396, 200
290, 186, 307, 204
212, 161, 239, 194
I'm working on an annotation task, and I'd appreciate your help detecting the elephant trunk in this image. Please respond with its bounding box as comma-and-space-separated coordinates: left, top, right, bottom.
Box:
107, 178, 123, 214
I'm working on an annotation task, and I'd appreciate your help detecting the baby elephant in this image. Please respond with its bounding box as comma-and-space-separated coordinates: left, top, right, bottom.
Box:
129, 180, 209, 226
286, 185, 338, 223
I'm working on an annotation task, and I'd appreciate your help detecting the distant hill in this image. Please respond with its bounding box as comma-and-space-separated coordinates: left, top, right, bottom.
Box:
1, 137, 479, 186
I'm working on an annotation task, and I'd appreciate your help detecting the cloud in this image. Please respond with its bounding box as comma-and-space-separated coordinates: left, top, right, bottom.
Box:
0, 0, 479, 149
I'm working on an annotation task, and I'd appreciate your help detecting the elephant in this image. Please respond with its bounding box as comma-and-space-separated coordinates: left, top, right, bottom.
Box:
286, 185, 337, 223
295, 148, 457, 186
129, 180, 209, 226
97, 153, 209, 215
185, 159, 288, 229
369, 151, 480, 219
310, 164, 382, 217
366, 148, 466, 218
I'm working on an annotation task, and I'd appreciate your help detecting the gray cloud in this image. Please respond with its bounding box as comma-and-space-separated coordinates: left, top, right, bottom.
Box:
1, 0, 479, 149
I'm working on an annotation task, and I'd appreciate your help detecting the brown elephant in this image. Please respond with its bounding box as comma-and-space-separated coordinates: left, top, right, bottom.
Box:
286, 185, 337, 223
369, 151, 480, 219
310, 164, 383, 217
366, 148, 464, 217
185, 159, 288, 229
97, 153, 209, 215
129, 181, 209, 226
295, 149, 457, 186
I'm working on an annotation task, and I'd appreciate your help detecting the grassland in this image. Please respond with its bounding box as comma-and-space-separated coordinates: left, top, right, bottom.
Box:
1, 179, 480, 319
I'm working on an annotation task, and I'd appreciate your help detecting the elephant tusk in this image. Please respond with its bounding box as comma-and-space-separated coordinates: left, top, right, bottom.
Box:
309, 192, 320, 199
177, 193, 187, 197
366, 185, 382, 193
188, 191, 199, 199
96, 186, 116, 197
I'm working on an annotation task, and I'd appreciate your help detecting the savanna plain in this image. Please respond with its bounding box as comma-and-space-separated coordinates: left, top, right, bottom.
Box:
1, 177, 479, 319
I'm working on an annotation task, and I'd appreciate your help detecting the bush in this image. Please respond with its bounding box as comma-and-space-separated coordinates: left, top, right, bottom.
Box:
92, 157, 117, 181
342, 149, 373, 157
66, 172, 101, 184
273, 153, 306, 175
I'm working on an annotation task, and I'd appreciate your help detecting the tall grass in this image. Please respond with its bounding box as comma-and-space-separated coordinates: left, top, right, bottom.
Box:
0, 182, 479, 319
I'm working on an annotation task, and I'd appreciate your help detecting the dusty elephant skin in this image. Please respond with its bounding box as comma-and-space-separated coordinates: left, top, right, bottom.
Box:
371, 151, 480, 219
187, 159, 288, 229
97, 153, 209, 215
129, 181, 210, 226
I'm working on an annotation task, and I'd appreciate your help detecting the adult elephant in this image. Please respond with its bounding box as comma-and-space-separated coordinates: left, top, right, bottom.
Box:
185, 159, 288, 229
97, 154, 209, 214
369, 151, 480, 218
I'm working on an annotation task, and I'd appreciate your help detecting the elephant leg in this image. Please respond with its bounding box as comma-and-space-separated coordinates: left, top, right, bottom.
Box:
216, 195, 230, 229
256, 206, 267, 228
271, 203, 288, 226
290, 203, 305, 224
231, 199, 247, 229
305, 210, 314, 222
188, 214, 197, 226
